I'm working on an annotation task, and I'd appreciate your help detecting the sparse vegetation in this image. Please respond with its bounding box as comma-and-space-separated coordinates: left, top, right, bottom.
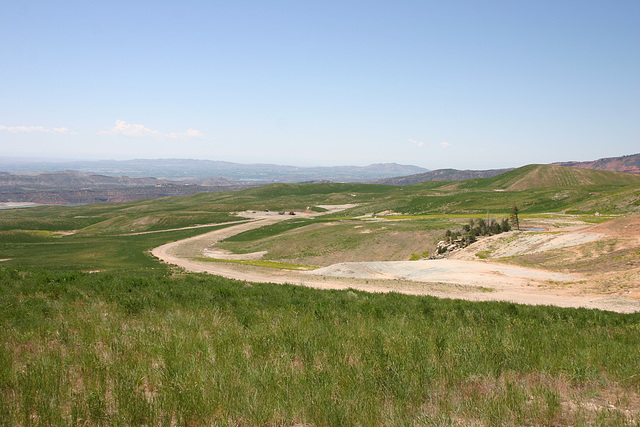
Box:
195, 257, 318, 270
476, 250, 493, 259
409, 250, 430, 261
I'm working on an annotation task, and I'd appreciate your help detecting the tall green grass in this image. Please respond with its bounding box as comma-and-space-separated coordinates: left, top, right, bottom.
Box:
1, 268, 638, 425
222, 218, 318, 242
0, 223, 238, 272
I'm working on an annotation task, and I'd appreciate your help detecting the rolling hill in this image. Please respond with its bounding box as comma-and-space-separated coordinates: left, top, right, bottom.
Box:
457, 164, 640, 191
367, 153, 640, 187
370, 168, 512, 185
553, 153, 640, 174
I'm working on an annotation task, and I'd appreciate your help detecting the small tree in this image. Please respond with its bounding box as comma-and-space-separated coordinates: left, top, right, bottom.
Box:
510, 204, 520, 230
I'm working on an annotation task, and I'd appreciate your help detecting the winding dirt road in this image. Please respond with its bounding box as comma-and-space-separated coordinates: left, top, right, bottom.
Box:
151, 212, 640, 313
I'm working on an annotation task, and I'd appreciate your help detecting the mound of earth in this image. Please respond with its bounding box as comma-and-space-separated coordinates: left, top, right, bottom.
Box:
449, 230, 605, 260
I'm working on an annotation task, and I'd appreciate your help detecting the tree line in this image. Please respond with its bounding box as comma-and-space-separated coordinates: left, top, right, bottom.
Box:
437, 205, 520, 254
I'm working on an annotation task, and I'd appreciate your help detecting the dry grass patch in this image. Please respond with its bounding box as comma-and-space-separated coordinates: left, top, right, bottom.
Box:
217, 220, 445, 266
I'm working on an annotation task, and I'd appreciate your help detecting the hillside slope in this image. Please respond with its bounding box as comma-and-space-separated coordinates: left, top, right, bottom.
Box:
553, 153, 640, 174
370, 168, 511, 185
461, 164, 640, 191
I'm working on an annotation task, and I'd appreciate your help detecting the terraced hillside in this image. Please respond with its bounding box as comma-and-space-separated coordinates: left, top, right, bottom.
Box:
459, 164, 640, 191
554, 153, 640, 174
334, 165, 640, 217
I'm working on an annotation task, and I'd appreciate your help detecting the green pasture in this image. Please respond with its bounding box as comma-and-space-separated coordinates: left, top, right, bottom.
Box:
0, 268, 638, 425
0, 199, 240, 234
0, 224, 238, 272
217, 218, 454, 264
456, 164, 640, 190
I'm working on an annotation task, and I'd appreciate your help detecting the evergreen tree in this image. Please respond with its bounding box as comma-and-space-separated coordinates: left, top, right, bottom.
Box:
510, 204, 520, 230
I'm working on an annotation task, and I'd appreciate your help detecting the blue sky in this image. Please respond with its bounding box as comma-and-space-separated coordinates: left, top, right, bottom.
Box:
1, 1, 638, 169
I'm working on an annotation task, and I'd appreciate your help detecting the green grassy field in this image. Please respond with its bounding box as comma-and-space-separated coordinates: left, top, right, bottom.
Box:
0, 223, 241, 272
1, 164, 639, 425
1, 268, 638, 425
217, 218, 454, 265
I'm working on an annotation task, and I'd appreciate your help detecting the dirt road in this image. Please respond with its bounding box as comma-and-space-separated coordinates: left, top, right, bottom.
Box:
152, 212, 640, 313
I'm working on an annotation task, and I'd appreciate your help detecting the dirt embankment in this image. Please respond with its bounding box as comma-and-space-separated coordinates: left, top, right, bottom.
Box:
152, 210, 640, 313
448, 229, 605, 260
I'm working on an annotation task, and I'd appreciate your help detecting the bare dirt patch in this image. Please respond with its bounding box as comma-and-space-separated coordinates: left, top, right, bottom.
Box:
310, 259, 575, 287
589, 213, 640, 237
450, 214, 640, 305
449, 230, 605, 260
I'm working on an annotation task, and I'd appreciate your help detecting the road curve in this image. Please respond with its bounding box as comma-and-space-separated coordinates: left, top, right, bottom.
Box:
151, 215, 640, 313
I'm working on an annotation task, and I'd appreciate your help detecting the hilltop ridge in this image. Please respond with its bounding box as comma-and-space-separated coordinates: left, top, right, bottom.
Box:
462, 164, 640, 191
553, 153, 640, 174
370, 153, 640, 187
370, 168, 512, 185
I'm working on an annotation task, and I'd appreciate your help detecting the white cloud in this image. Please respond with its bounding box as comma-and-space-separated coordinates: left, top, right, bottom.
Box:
440, 141, 451, 148
100, 120, 203, 139
409, 138, 424, 147
108, 120, 161, 137
0, 125, 73, 134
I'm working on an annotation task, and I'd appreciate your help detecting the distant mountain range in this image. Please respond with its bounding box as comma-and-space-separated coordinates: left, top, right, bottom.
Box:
0, 158, 428, 183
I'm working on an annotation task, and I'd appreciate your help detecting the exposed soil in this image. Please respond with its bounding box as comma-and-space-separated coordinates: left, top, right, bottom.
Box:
488, 215, 640, 302
448, 229, 605, 259
152, 209, 640, 313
